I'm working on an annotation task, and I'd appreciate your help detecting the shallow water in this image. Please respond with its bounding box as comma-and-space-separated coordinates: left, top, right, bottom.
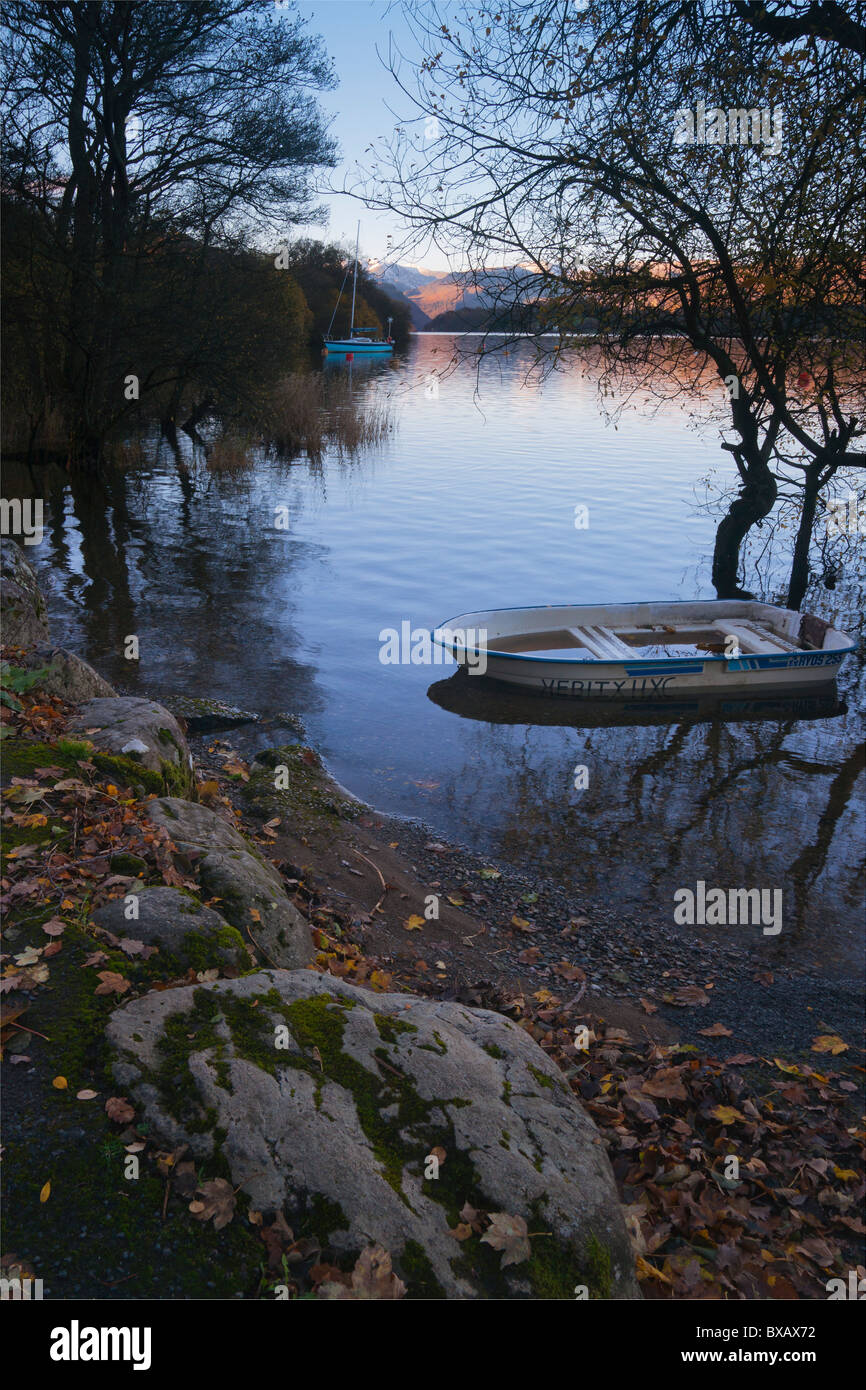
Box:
20, 336, 865, 976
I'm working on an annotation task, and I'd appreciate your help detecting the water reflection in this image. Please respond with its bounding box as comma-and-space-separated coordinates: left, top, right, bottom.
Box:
7, 336, 863, 979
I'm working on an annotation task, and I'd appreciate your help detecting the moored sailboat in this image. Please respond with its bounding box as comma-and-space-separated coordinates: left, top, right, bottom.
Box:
323, 222, 394, 356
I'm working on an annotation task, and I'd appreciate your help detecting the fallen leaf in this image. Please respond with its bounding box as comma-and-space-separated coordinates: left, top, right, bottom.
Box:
318, 1245, 406, 1300
189, 1177, 237, 1230
94, 971, 131, 996
39, 1180, 51, 1203
105, 1096, 135, 1124
403, 915, 425, 931
480, 1211, 532, 1267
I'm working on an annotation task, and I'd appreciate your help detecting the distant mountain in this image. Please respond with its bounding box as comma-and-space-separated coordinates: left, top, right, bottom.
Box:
367, 260, 544, 330
365, 260, 446, 293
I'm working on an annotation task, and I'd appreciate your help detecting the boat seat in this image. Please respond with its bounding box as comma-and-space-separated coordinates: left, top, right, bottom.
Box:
568, 625, 632, 660
710, 620, 796, 655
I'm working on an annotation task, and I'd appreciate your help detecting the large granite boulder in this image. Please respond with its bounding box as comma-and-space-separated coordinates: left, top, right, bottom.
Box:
106, 970, 639, 1300
93, 886, 251, 974
146, 797, 314, 969
0, 540, 49, 650
68, 697, 195, 797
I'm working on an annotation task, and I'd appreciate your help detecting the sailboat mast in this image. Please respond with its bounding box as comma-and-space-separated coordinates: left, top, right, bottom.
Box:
349, 221, 360, 339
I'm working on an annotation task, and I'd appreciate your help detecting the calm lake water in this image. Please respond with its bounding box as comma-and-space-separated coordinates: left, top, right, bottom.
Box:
20, 336, 865, 976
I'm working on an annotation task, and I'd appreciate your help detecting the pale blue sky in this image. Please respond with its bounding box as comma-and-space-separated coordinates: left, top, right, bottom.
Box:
293, 1, 451, 270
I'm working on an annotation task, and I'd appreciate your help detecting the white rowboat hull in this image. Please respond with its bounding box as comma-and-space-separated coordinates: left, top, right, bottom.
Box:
433, 600, 855, 698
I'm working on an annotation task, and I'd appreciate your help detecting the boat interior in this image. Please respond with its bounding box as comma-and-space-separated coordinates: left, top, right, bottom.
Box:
479, 604, 841, 661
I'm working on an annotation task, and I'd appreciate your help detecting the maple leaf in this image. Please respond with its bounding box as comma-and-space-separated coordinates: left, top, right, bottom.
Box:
403, 915, 425, 931
117, 938, 147, 957
105, 1096, 135, 1124
82, 951, 109, 968
318, 1245, 406, 1300
94, 971, 131, 996
481, 1211, 532, 1267
189, 1178, 236, 1231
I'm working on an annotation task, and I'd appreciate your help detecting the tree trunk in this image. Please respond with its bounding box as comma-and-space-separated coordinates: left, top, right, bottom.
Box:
711, 459, 778, 599
786, 466, 822, 611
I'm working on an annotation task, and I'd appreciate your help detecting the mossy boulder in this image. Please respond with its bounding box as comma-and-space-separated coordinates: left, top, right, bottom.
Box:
0, 539, 49, 649
161, 695, 260, 732
93, 886, 252, 974
146, 797, 314, 969
106, 971, 640, 1299
68, 697, 195, 797
241, 743, 359, 838
22, 644, 116, 701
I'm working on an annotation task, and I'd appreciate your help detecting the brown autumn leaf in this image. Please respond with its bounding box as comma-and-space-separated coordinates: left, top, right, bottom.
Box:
188, 1177, 236, 1231
554, 961, 585, 981
641, 1067, 689, 1101
448, 1222, 473, 1241
41, 917, 66, 937
82, 951, 109, 968
118, 938, 152, 958
94, 970, 131, 996
317, 1245, 407, 1300
639, 997, 658, 1015
105, 1096, 135, 1124
699, 1022, 733, 1037
480, 1211, 532, 1267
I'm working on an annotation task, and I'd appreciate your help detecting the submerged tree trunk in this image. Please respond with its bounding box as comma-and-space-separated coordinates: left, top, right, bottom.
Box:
786, 465, 823, 611
711, 458, 778, 599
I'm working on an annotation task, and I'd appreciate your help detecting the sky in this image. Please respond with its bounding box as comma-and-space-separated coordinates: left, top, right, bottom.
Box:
293, 1, 451, 271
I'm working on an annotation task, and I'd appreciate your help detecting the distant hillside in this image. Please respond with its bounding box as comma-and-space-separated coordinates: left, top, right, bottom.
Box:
380, 282, 431, 330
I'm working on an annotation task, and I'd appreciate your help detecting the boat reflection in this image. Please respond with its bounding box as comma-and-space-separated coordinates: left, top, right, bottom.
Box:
427, 670, 846, 729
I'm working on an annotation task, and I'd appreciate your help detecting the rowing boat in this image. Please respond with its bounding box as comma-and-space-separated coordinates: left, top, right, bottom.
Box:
432, 600, 855, 697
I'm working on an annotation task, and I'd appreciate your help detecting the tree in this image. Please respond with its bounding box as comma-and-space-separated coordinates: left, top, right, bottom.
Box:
363, 0, 864, 606
1, 0, 336, 464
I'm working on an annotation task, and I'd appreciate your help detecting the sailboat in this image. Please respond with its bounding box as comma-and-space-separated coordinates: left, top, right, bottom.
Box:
323, 222, 395, 355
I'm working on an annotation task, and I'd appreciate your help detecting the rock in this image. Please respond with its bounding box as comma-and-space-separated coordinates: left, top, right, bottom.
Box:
68, 698, 195, 797
241, 743, 359, 836
161, 695, 260, 732
0, 540, 49, 650
93, 886, 251, 973
22, 645, 116, 701
106, 970, 639, 1300
146, 797, 314, 969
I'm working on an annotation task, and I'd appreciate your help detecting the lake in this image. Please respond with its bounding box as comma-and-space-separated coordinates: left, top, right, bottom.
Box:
21, 335, 866, 977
